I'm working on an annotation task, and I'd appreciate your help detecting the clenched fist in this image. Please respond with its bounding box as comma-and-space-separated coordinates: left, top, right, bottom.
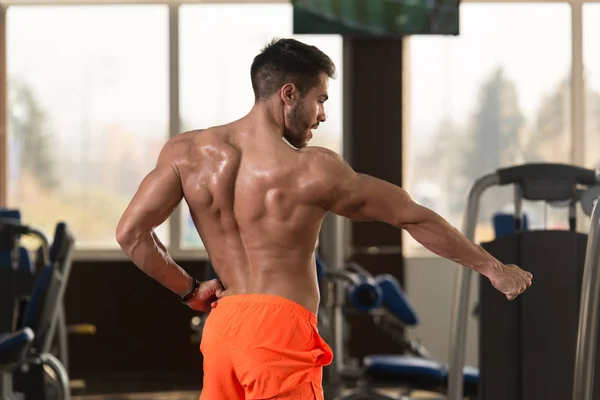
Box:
487, 263, 533, 300
185, 279, 227, 312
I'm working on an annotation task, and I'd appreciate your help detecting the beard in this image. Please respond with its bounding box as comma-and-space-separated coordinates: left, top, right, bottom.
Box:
283, 102, 312, 149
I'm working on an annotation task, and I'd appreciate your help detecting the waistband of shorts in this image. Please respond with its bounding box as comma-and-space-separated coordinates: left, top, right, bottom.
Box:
217, 294, 317, 325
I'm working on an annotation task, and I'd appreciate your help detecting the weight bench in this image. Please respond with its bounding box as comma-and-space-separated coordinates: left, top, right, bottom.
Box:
9, 222, 75, 400
343, 271, 479, 398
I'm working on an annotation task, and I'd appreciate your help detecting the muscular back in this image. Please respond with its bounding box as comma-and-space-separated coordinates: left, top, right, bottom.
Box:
174, 126, 329, 311
118, 119, 432, 313
119, 120, 533, 314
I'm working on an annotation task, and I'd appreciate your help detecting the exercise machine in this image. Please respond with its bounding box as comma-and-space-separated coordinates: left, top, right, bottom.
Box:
0, 211, 43, 336
0, 217, 76, 400
317, 257, 478, 400
572, 177, 600, 400
446, 163, 600, 400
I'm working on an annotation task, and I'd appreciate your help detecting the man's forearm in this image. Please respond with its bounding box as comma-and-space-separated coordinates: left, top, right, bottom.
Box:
403, 207, 500, 276
118, 229, 193, 297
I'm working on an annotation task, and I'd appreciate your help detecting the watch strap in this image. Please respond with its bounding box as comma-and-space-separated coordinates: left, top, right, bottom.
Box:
179, 278, 200, 303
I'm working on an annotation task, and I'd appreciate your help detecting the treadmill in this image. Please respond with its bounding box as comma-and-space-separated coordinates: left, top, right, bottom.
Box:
445, 163, 600, 400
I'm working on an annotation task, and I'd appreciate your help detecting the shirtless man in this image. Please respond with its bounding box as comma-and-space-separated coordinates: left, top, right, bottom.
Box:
116, 38, 532, 400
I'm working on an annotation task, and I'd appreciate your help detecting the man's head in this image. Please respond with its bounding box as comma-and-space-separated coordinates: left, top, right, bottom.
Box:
250, 38, 336, 148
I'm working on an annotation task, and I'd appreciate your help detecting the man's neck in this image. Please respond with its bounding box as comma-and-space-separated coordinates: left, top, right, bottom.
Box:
246, 101, 285, 139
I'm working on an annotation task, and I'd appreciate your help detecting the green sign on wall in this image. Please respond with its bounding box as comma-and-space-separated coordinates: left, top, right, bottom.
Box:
293, 0, 459, 36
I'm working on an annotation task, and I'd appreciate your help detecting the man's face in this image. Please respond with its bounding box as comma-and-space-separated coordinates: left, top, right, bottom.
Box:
282, 74, 329, 149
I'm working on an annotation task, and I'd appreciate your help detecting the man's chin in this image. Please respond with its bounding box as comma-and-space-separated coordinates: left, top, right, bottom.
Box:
295, 137, 311, 148
282, 138, 302, 149
283, 136, 305, 149
292, 142, 308, 149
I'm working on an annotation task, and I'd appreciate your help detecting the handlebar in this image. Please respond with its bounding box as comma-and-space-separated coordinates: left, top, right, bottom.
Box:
0, 218, 50, 267
496, 163, 599, 202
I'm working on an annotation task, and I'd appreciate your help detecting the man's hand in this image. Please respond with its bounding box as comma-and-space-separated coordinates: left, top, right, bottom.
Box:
486, 263, 533, 300
185, 279, 227, 312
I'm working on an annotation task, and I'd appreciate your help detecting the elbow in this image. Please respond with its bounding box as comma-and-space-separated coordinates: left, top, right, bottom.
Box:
394, 204, 431, 230
115, 219, 138, 251
392, 210, 414, 230
395, 218, 416, 231
115, 224, 131, 249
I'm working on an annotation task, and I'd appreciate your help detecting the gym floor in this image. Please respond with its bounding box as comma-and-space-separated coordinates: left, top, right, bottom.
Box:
73, 389, 444, 399
74, 392, 200, 400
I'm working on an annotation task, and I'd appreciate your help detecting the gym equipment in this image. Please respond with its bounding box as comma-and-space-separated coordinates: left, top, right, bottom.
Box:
493, 213, 529, 238
316, 258, 478, 400
329, 262, 384, 314
0, 220, 75, 400
0, 212, 48, 336
0, 328, 35, 400
0, 210, 92, 375
572, 194, 600, 400
446, 163, 600, 400
573, 197, 600, 400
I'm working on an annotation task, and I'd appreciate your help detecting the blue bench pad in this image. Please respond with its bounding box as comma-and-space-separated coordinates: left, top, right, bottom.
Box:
363, 354, 479, 392
375, 274, 419, 326
0, 327, 34, 367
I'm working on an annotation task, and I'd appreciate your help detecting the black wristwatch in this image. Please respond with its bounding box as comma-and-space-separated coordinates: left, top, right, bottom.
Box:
179, 278, 200, 304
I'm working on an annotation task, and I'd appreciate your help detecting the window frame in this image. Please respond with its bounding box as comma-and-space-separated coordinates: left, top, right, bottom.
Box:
403, 0, 588, 258
0, 0, 591, 260
0, 0, 297, 261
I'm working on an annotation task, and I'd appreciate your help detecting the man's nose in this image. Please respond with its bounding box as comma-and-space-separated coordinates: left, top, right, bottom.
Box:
318, 111, 327, 123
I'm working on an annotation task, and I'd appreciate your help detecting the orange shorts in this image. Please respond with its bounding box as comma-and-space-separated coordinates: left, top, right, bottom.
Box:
199, 294, 333, 400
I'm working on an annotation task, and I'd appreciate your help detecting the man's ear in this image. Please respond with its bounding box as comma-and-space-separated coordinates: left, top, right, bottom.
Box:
280, 83, 299, 106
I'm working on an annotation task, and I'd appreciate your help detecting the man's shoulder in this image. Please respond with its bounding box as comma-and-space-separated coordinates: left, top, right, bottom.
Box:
162, 133, 193, 157
175, 128, 210, 141
300, 146, 343, 163
163, 128, 217, 153
162, 127, 239, 165
299, 146, 347, 172
296, 146, 353, 196
158, 131, 205, 167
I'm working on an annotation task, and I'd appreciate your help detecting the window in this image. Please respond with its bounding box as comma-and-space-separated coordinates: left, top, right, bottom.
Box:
179, 3, 343, 249
405, 3, 571, 255
6, 5, 169, 249
584, 4, 600, 170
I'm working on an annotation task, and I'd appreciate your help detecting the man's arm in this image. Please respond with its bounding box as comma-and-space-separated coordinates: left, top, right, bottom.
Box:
115, 140, 192, 297
314, 149, 501, 276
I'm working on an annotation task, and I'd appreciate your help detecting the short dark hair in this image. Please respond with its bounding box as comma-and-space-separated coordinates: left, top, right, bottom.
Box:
250, 38, 336, 102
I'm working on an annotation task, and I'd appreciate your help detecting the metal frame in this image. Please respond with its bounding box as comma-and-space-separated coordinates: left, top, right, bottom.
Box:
39, 353, 71, 400
168, 2, 183, 256
0, 5, 6, 209
572, 184, 600, 400
446, 172, 501, 400
0, 0, 287, 4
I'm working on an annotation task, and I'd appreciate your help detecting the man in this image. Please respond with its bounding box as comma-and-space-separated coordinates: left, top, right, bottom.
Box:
116, 38, 532, 400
